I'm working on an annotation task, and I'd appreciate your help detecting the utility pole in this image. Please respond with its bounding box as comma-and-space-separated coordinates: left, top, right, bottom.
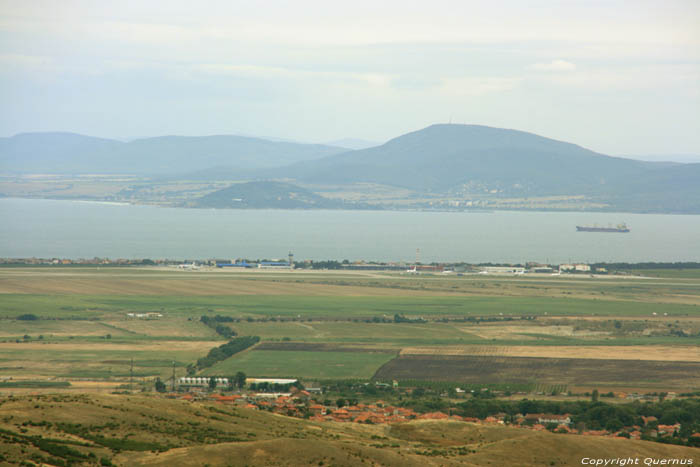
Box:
171, 361, 176, 392
129, 358, 134, 392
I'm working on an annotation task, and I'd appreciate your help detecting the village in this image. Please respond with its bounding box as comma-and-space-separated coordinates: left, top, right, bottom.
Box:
166, 378, 694, 444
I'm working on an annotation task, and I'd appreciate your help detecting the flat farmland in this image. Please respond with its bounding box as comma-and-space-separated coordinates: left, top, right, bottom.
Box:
3, 266, 700, 306
400, 344, 700, 362
229, 320, 476, 344
0, 316, 219, 339
0, 340, 220, 380
1, 266, 699, 389
3, 293, 699, 322
203, 350, 397, 379
374, 354, 700, 390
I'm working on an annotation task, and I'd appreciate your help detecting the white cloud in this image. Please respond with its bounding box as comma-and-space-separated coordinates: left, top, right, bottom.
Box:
193, 63, 393, 87
529, 60, 576, 72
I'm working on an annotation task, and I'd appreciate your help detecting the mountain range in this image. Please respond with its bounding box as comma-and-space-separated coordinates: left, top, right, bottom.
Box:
0, 132, 345, 174
1, 125, 699, 213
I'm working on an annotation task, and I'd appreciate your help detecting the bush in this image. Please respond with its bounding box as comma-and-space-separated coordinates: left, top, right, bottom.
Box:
154, 378, 166, 393
17, 314, 38, 321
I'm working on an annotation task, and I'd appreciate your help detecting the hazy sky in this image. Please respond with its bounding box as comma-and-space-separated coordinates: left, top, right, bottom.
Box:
1, 0, 698, 155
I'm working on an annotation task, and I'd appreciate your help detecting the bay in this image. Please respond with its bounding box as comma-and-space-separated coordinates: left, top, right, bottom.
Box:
2, 197, 699, 264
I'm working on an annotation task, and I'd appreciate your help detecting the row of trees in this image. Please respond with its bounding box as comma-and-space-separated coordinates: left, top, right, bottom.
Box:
194, 336, 260, 370
200, 315, 237, 338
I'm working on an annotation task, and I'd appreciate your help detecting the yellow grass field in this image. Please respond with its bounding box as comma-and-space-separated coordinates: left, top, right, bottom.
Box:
400, 344, 700, 361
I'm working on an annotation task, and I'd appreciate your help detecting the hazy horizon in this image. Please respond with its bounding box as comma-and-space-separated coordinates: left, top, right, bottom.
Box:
1, 1, 699, 159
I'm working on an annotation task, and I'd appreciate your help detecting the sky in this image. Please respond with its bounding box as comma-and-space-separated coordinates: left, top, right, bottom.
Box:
1, 0, 699, 156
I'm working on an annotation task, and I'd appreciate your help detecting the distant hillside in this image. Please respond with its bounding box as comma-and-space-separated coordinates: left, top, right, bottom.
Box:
620, 153, 700, 163
0, 132, 346, 174
190, 181, 341, 209
284, 124, 700, 212
324, 138, 381, 150
4, 125, 699, 213
289, 124, 643, 193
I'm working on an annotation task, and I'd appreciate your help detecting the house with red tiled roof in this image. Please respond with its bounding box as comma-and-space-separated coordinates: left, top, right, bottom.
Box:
657, 424, 681, 435
369, 414, 386, 424
332, 408, 351, 421
642, 416, 658, 425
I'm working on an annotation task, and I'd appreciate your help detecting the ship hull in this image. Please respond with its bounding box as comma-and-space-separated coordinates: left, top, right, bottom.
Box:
576, 226, 630, 233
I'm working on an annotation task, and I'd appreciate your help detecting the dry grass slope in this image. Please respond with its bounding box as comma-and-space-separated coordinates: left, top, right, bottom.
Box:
0, 394, 698, 466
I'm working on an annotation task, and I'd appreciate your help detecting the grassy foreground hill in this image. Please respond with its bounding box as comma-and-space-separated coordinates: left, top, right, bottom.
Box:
0, 393, 697, 466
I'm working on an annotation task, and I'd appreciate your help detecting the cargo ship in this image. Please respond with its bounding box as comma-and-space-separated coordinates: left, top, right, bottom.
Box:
576, 223, 630, 233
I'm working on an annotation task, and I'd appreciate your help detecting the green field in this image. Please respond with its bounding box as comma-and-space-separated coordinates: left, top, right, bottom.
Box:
1, 267, 699, 386
203, 350, 397, 379
3, 294, 699, 320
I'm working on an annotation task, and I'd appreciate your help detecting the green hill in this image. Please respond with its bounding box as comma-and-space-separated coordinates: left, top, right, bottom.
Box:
286, 124, 700, 212
190, 181, 341, 209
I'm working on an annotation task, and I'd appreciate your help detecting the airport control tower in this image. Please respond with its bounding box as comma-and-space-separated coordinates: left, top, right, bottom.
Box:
288, 251, 294, 270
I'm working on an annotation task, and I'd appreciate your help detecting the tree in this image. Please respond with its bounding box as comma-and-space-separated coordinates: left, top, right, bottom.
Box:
605, 419, 623, 432
209, 377, 217, 390
154, 378, 166, 393
234, 371, 247, 389
591, 389, 599, 402
336, 398, 346, 408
